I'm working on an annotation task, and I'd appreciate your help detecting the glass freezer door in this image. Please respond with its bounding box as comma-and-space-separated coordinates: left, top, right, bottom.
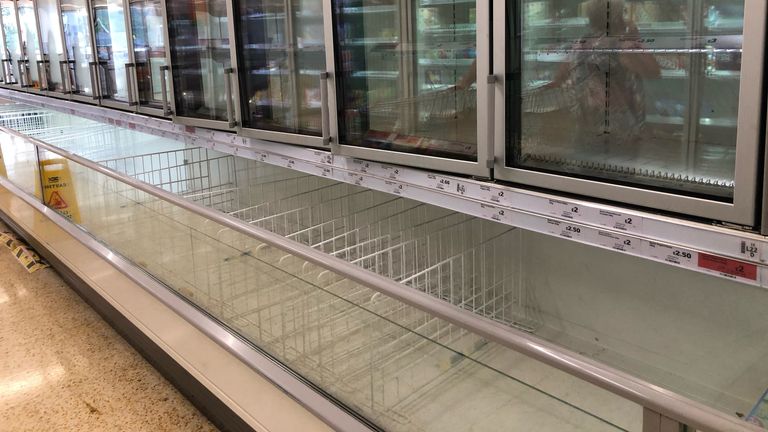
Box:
37, 0, 67, 93
128, 0, 167, 111
61, 0, 97, 98
234, 0, 326, 144
0, 0, 21, 85
17, 0, 43, 89
496, 0, 765, 225
330, 0, 491, 176
165, 0, 239, 129
92, 0, 131, 104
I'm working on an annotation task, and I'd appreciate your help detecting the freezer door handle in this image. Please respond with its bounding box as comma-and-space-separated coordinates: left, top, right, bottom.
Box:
160, 65, 172, 116
35, 60, 48, 91
58, 60, 71, 93
486, 75, 497, 169
88, 61, 100, 100
125, 63, 138, 107
320, 72, 331, 146
224, 67, 237, 128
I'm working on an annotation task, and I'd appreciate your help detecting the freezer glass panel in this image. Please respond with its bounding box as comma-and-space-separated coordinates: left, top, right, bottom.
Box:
92, 0, 130, 102
509, 0, 746, 200
167, 0, 232, 122
61, 0, 96, 96
17, 0, 42, 88
334, 0, 478, 161
129, 0, 167, 107
38, 0, 66, 92
0, 0, 20, 84
236, 0, 325, 136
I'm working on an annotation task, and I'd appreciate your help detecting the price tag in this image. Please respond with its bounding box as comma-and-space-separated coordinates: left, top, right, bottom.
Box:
480, 204, 508, 223
646, 242, 697, 269
280, 157, 296, 169
382, 165, 402, 180
348, 172, 365, 187
698, 253, 758, 282
597, 210, 643, 232
596, 231, 639, 253
548, 199, 584, 220
428, 174, 453, 192
321, 166, 332, 177
480, 185, 507, 204
386, 180, 406, 196
547, 219, 586, 240
259, 152, 269, 163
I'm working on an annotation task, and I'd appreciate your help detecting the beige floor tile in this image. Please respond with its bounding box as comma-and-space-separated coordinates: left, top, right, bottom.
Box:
0, 220, 218, 432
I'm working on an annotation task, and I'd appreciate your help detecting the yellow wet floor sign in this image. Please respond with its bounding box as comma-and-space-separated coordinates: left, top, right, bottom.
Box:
40, 158, 80, 223
0, 145, 6, 178
0, 231, 49, 273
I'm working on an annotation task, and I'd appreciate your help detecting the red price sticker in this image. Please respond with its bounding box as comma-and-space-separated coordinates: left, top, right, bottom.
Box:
698, 253, 757, 281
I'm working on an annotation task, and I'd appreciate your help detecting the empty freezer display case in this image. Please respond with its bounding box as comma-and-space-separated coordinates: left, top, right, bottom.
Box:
508, 0, 747, 201
333, 0, 479, 161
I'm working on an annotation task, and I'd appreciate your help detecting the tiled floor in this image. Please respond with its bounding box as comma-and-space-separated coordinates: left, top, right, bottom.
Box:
0, 220, 218, 432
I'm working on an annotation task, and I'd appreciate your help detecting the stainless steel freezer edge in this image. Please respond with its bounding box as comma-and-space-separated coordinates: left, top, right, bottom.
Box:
1, 87, 766, 284
2, 126, 764, 432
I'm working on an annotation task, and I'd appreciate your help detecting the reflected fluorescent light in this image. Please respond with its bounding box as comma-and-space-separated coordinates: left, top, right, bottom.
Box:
0, 365, 66, 401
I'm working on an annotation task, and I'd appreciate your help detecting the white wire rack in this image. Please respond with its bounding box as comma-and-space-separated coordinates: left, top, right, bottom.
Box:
102, 149, 542, 334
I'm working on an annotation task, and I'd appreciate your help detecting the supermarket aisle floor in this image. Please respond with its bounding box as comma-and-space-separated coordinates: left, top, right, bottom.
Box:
0, 220, 218, 432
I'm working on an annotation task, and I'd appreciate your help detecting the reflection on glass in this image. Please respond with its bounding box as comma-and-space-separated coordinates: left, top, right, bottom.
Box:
167, 0, 232, 122
92, 0, 130, 101
61, 0, 95, 96
1, 1, 21, 85
129, 0, 166, 106
334, 0, 478, 161
236, 0, 325, 136
510, 0, 745, 200
17, 0, 42, 88
37, 0, 66, 92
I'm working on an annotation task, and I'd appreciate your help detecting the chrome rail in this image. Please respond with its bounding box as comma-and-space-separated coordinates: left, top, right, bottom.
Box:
0, 125, 759, 432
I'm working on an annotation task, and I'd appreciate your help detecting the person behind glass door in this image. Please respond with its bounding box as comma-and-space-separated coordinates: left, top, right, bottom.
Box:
546, 0, 661, 153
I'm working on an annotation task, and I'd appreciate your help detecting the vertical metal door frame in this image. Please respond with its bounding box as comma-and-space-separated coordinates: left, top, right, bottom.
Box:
97, 0, 136, 111
64, 0, 100, 104
0, 0, 11, 85
41, 0, 71, 99
493, 0, 766, 226
126, 0, 168, 117
162, 0, 240, 131
237, 0, 328, 147
324, 0, 492, 178
11, 0, 28, 89
25, 0, 49, 93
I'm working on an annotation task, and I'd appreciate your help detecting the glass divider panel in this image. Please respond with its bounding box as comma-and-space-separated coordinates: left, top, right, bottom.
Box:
128, 0, 167, 107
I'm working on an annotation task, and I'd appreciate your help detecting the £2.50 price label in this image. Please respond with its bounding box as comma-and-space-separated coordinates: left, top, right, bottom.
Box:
646, 242, 697, 269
